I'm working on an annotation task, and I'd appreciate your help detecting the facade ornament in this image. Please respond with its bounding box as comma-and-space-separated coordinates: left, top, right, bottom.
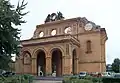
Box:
44, 11, 64, 23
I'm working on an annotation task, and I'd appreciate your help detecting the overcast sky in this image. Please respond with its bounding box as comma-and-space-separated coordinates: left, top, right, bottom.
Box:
11, 0, 120, 64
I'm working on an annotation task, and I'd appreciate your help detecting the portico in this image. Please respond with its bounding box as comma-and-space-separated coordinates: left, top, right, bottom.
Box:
17, 34, 80, 76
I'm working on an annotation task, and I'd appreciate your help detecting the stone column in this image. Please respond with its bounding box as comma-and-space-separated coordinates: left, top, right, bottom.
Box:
76, 48, 79, 74
63, 56, 72, 75
74, 58, 79, 74
46, 56, 52, 76
15, 57, 23, 74
19, 57, 24, 74
32, 58, 37, 75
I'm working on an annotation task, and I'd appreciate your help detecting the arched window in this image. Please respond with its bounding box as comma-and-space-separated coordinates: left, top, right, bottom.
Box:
64, 26, 72, 34
24, 53, 31, 64
86, 40, 92, 53
51, 29, 56, 36
39, 31, 44, 37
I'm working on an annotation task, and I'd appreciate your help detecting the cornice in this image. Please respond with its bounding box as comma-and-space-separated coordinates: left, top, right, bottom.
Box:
21, 34, 80, 47
36, 17, 81, 28
78, 61, 106, 64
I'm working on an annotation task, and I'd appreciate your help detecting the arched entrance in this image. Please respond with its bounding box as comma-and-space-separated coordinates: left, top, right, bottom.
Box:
72, 49, 77, 75
23, 51, 31, 74
37, 50, 46, 76
51, 48, 62, 77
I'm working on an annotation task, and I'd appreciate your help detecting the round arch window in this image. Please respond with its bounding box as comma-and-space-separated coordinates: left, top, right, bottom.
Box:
51, 29, 56, 36
64, 26, 72, 34
39, 31, 44, 37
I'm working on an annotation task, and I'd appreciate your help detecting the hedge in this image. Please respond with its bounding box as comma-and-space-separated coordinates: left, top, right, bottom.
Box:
63, 75, 120, 83
102, 77, 120, 83
0, 74, 34, 83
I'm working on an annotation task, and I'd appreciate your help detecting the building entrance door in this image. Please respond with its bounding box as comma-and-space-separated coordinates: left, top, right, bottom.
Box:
37, 50, 46, 76
52, 48, 62, 77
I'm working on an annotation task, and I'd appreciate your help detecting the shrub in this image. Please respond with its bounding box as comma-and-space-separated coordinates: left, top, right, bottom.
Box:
63, 75, 93, 83
102, 77, 120, 83
0, 74, 34, 83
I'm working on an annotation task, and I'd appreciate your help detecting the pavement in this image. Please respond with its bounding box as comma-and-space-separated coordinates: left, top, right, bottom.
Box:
33, 76, 63, 83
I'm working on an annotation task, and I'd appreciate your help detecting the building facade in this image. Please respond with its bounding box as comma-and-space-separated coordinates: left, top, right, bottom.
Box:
15, 17, 108, 76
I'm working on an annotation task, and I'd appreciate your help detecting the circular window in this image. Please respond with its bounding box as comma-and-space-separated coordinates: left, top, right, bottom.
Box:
51, 29, 56, 36
39, 31, 44, 37
64, 27, 72, 34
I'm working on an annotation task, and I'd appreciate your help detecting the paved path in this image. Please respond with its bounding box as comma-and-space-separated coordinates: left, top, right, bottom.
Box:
33, 76, 63, 83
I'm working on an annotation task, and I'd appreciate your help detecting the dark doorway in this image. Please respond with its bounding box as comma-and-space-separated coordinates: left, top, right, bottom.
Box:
72, 49, 76, 75
37, 50, 46, 76
52, 49, 62, 77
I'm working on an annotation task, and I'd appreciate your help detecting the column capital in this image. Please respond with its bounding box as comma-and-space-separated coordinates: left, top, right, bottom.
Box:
31, 58, 36, 60
46, 56, 51, 59
63, 56, 72, 59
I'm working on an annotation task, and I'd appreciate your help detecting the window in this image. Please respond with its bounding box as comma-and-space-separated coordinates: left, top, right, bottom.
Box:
51, 29, 56, 36
39, 31, 44, 37
86, 40, 92, 53
24, 53, 31, 64
64, 26, 72, 34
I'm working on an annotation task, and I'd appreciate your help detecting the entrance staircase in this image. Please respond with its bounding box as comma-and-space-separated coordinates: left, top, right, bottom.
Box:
33, 76, 63, 83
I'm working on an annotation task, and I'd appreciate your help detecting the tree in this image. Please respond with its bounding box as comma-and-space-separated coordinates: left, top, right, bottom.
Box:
0, 0, 28, 70
112, 58, 120, 73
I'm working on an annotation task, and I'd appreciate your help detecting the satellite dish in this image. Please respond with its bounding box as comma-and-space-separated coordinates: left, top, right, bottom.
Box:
84, 23, 93, 31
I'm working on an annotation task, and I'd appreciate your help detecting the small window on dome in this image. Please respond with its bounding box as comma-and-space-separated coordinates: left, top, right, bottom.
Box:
51, 29, 56, 36
39, 31, 44, 37
64, 26, 72, 34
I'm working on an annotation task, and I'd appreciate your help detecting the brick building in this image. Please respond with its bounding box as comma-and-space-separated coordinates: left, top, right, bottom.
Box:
15, 17, 108, 76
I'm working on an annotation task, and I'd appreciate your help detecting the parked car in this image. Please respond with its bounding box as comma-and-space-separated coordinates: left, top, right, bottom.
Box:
114, 73, 120, 78
1, 71, 15, 77
79, 72, 87, 78
90, 72, 102, 77
101, 72, 112, 77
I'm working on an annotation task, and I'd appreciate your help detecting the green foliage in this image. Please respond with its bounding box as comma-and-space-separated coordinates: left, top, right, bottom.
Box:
63, 75, 105, 83
102, 77, 120, 83
0, 74, 34, 83
92, 77, 102, 83
0, 0, 28, 70
63, 76, 93, 83
112, 58, 120, 73
84, 75, 93, 80
63, 75, 120, 83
